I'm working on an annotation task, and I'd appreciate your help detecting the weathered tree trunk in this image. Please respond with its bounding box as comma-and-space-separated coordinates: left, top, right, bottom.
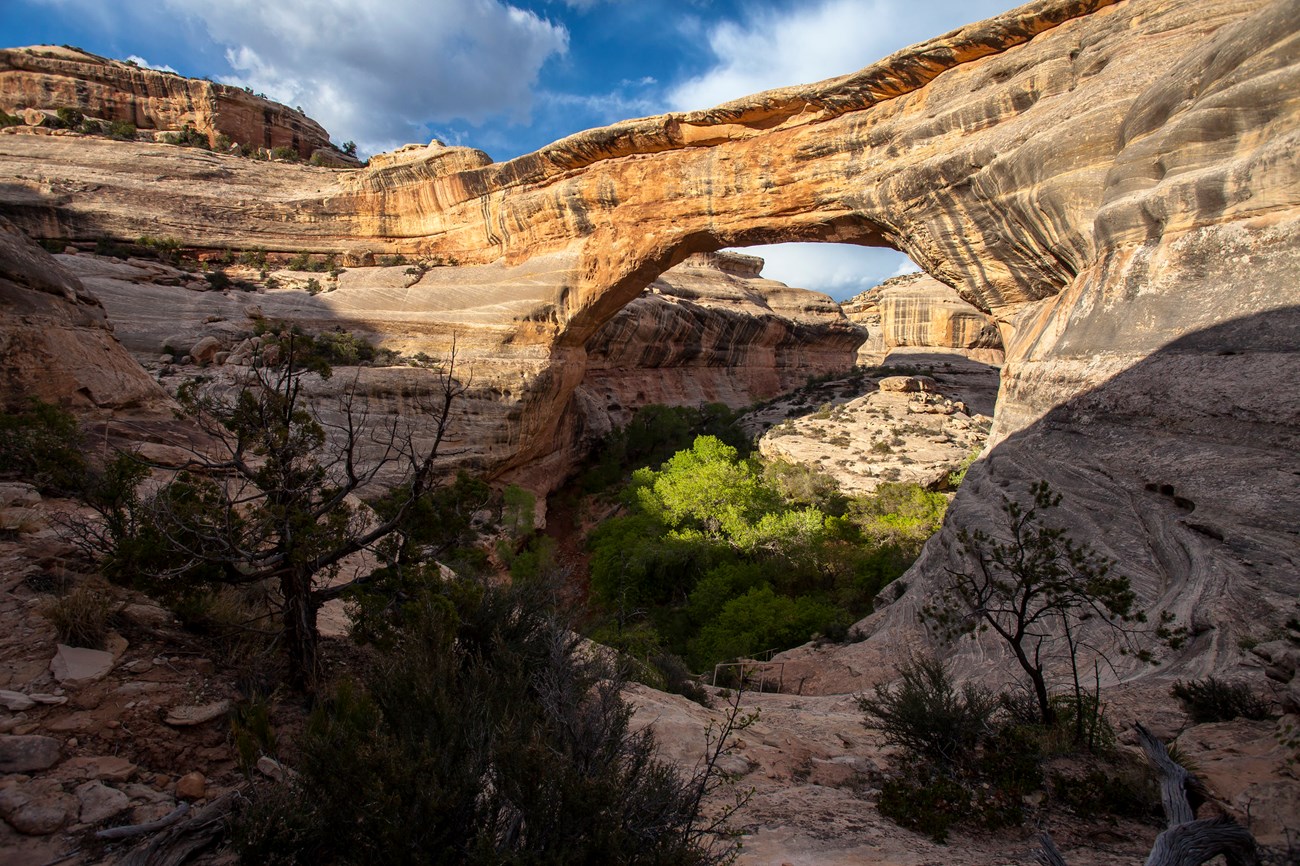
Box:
1036, 723, 1258, 866
282, 568, 320, 691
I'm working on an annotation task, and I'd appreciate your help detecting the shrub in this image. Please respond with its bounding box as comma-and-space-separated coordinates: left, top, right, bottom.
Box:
56, 107, 84, 128
235, 578, 742, 864
0, 110, 22, 128
287, 252, 311, 271
1171, 677, 1273, 723
304, 277, 322, 295
39, 585, 112, 649
857, 655, 997, 770
876, 768, 970, 843
0, 399, 87, 493
206, 270, 231, 291
164, 124, 210, 149
269, 145, 299, 161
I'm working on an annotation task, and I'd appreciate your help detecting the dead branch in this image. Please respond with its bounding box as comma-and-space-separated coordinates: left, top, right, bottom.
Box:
1037, 723, 1258, 865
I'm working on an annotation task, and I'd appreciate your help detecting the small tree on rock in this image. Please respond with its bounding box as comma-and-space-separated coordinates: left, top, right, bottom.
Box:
922, 481, 1145, 734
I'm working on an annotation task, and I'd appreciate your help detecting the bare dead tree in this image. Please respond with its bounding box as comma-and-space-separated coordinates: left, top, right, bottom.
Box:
1036, 723, 1257, 866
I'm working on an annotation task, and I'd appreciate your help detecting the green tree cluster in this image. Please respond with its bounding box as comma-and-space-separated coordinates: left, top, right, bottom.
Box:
588, 435, 947, 671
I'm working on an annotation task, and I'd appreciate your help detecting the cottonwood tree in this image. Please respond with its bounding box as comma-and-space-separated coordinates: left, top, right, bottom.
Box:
922, 481, 1145, 734
97, 331, 465, 689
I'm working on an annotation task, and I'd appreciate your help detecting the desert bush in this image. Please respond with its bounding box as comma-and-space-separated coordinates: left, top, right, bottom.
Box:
0, 398, 87, 493
857, 655, 997, 770
1171, 677, 1273, 723
269, 145, 299, 161
304, 277, 322, 295
0, 110, 21, 128
164, 124, 210, 148
40, 585, 112, 649
234, 577, 742, 865
56, 107, 84, 128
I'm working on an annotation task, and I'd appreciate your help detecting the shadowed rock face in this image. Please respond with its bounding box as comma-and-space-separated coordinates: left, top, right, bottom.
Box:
0, 46, 336, 159
0, 0, 1295, 677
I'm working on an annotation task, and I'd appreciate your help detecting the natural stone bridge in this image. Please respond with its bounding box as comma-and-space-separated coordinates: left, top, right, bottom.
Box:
1, 0, 1296, 681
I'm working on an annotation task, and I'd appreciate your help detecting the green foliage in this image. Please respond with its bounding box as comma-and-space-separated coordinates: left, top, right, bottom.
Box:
587, 438, 939, 672
578, 403, 748, 493
1171, 677, 1273, 723
857, 655, 997, 770
0, 398, 88, 493
235, 578, 741, 865
231, 691, 280, 775
340, 140, 357, 157
876, 768, 971, 843
0, 110, 21, 128
270, 145, 300, 161
56, 106, 84, 128
137, 234, 182, 263
206, 270, 231, 291
164, 124, 210, 149
304, 277, 322, 295
690, 586, 838, 667
1049, 763, 1161, 822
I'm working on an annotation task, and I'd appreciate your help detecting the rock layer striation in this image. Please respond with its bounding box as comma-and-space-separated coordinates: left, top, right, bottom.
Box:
0, 0, 1296, 685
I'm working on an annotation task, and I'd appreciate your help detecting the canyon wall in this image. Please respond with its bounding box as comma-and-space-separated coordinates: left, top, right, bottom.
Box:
0, 45, 337, 159
0, 0, 1296, 680
843, 272, 1004, 364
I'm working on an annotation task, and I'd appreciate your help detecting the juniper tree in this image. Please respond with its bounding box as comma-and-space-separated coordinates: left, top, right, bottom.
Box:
94, 330, 465, 690
922, 481, 1145, 734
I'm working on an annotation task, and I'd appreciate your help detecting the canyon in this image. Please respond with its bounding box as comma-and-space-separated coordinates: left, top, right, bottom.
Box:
0, 0, 1297, 860
3, 0, 1294, 677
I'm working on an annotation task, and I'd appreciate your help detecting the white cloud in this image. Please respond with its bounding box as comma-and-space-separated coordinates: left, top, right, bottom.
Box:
669, 0, 1013, 112
126, 55, 177, 73
737, 243, 919, 302
164, 0, 569, 153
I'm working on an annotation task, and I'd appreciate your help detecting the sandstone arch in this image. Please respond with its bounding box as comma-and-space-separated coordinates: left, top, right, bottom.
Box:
1, 0, 1296, 681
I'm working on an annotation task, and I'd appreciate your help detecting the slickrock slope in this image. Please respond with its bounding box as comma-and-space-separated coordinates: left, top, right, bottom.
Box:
843, 272, 1004, 365
0, 46, 337, 159
0, 218, 169, 414
0, 0, 1296, 686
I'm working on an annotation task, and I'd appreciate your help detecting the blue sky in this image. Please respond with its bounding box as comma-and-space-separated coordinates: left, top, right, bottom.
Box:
1, 0, 1015, 299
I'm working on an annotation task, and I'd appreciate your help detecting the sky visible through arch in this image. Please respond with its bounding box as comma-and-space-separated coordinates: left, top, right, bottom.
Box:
2, 0, 1014, 298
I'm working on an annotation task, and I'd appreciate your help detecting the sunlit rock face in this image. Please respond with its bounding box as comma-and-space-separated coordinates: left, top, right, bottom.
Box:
578, 252, 865, 439
0, 0, 1296, 684
843, 273, 1004, 365
0, 45, 340, 160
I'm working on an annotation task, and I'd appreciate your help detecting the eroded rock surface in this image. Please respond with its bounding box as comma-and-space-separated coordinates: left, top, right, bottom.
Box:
843, 272, 1004, 365
0, 45, 340, 160
0, 218, 171, 414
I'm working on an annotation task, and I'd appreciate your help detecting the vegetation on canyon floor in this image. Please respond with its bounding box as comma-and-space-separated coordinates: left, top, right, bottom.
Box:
584, 429, 946, 675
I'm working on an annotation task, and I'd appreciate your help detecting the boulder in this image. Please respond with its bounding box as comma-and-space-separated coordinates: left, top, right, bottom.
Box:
174, 771, 206, 801
0, 779, 75, 835
164, 700, 230, 727
0, 735, 61, 773
189, 335, 222, 364
50, 644, 115, 685
75, 780, 130, 824
878, 375, 937, 393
